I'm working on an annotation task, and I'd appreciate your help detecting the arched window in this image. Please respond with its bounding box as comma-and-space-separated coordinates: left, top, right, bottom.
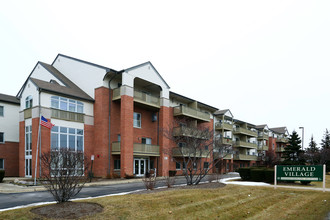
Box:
25, 96, 33, 109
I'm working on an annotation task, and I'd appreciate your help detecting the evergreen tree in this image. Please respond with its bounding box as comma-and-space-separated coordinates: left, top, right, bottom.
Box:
320, 129, 330, 149
304, 135, 319, 165
283, 130, 303, 164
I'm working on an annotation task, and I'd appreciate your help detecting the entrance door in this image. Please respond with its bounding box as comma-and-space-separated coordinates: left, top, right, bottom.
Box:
25, 158, 32, 177
134, 158, 149, 176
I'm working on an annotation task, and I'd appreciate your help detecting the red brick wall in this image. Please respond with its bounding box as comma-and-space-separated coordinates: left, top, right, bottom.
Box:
93, 87, 110, 177
84, 124, 94, 173
120, 95, 134, 177
19, 121, 25, 177
0, 141, 19, 176
133, 105, 158, 145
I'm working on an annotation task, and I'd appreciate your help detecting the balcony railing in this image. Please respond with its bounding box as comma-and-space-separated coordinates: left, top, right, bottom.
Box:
233, 127, 258, 137
257, 133, 269, 140
276, 137, 288, 143
233, 141, 258, 149
213, 152, 232, 160
51, 109, 84, 123
258, 145, 269, 151
24, 108, 32, 119
111, 142, 160, 156
112, 88, 160, 108
220, 138, 233, 145
173, 105, 210, 122
275, 146, 285, 152
215, 122, 233, 131
172, 147, 209, 158
173, 127, 210, 139
233, 154, 258, 161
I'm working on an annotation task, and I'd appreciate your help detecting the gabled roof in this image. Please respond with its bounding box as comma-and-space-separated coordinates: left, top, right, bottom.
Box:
256, 124, 268, 129
125, 61, 170, 89
270, 127, 288, 135
233, 119, 256, 127
52, 54, 116, 73
0, 93, 20, 105
18, 61, 93, 102
214, 109, 233, 117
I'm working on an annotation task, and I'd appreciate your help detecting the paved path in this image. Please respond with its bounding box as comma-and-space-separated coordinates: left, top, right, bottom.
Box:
0, 173, 239, 211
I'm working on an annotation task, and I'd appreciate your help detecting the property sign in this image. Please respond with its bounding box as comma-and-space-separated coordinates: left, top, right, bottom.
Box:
276, 165, 323, 181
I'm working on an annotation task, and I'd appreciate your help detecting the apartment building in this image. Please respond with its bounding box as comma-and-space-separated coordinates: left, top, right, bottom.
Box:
0, 93, 20, 176
1, 54, 291, 178
269, 127, 289, 161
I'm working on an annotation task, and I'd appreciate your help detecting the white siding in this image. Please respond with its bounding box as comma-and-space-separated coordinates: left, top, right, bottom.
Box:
0, 102, 19, 142
51, 119, 84, 129
30, 63, 65, 86
53, 56, 107, 99
20, 79, 39, 111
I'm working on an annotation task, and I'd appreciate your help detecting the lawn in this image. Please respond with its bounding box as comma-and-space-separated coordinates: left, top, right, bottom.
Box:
1, 184, 329, 220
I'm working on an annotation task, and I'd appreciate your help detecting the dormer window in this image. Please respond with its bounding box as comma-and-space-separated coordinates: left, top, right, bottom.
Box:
51, 96, 84, 113
25, 96, 33, 109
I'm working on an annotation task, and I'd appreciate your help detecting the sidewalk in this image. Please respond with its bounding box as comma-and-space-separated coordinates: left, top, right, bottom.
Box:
0, 177, 145, 193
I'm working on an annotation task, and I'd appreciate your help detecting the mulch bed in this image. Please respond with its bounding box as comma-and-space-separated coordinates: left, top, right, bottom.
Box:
30, 202, 103, 219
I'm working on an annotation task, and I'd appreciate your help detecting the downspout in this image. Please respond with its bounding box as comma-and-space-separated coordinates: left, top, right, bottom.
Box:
108, 73, 118, 176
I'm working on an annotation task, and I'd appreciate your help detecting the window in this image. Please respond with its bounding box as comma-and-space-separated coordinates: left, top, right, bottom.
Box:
117, 134, 121, 142
204, 162, 209, 169
204, 145, 208, 150
178, 142, 186, 148
176, 162, 181, 170
133, 112, 141, 128
182, 162, 186, 169
0, 133, 4, 143
141, 137, 151, 145
0, 159, 3, 170
193, 162, 197, 170
0, 106, 3, 117
114, 159, 120, 170
51, 126, 84, 152
25, 126, 32, 155
25, 96, 33, 109
51, 96, 84, 113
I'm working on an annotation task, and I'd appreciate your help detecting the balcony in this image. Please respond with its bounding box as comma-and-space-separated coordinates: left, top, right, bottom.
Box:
220, 138, 233, 145
173, 105, 210, 122
173, 126, 210, 139
51, 109, 84, 123
275, 146, 285, 152
233, 128, 257, 137
172, 147, 209, 158
213, 152, 232, 160
111, 142, 160, 156
215, 122, 233, 131
24, 108, 32, 119
112, 88, 160, 108
258, 145, 269, 151
257, 133, 269, 140
276, 137, 288, 143
233, 154, 258, 161
233, 141, 258, 149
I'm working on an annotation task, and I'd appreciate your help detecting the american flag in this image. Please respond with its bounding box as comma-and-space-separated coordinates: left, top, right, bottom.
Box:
40, 116, 54, 129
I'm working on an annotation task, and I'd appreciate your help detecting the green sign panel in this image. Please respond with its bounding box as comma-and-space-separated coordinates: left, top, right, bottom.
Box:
276, 165, 323, 182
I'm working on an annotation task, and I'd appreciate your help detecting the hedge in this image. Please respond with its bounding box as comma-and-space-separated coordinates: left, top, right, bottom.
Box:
0, 170, 5, 183
264, 169, 274, 183
237, 168, 252, 181
250, 169, 265, 182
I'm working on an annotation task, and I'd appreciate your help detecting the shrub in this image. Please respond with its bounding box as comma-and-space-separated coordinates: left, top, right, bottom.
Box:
164, 176, 175, 188
250, 169, 265, 182
237, 168, 252, 181
0, 170, 5, 183
125, 174, 135, 179
142, 174, 157, 190
264, 169, 274, 183
300, 181, 311, 185
169, 170, 177, 177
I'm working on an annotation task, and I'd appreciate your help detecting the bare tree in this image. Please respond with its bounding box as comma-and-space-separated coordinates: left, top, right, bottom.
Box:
40, 148, 90, 203
163, 119, 232, 185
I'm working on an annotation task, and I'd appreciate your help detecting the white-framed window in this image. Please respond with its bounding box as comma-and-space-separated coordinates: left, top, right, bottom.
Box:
0, 132, 4, 143
25, 96, 33, 109
0, 106, 3, 117
51, 126, 84, 152
51, 96, 84, 113
0, 159, 4, 170
176, 162, 181, 170
141, 137, 151, 145
133, 112, 141, 128
25, 126, 32, 155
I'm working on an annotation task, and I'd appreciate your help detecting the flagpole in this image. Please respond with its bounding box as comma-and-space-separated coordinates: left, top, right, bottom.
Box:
34, 115, 41, 186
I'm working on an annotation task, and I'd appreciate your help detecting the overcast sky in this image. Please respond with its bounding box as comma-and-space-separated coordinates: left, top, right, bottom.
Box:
1, 0, 329, 148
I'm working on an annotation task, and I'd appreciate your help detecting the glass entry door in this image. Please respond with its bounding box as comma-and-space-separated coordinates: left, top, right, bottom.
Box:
134, 158, 149, 176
